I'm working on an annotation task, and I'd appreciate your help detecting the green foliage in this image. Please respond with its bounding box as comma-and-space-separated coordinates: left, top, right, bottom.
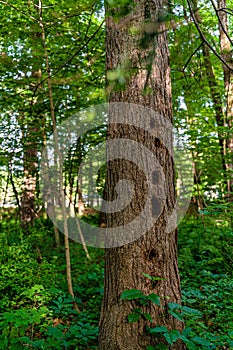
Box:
0, 219, 104, 349
120, 289, 144, 300
147, 294, 160, 305
0, 1, 233, 349
105, 0, 136, 18
178, 215, 233, 349
0, 306, 49, 350
0, 0, 105, 212
0, 204, 233, 349
121, 240, 233, 350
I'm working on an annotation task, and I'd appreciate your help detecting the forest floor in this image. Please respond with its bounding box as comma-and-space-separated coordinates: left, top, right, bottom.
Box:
0, 210, 232, 349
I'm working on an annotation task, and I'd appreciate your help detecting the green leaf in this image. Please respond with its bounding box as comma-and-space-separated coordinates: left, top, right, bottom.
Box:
19, 336, 31, 344
31, 339, 45, 347
192, 336, 212, 346
182, 306, 202, 317
143, 273, 153, 280
168, 310, 183, 321
153, 345, 169, 350
162, 330, 180, 345
163, 332, 173, 345
182, 327, 192, 337
147, 293, 160, 305
143, 273, 165, 281
132, 308, 142, 314
139, 297, 149, 306
149, 326, 168, 334
143, 312, 153, 322
168, 302, 182, 311
169, 330, 181, 343
127, 312, 141, 323
180, 334, 189, 343
46, 326, 65, 340
120, 289, 144, 300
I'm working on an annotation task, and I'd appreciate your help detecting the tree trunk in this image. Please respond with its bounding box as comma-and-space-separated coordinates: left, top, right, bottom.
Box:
202, 44, 227, 179
20, 3, 42, 230
20, 115, 38, 230
218, 0, 233, 197
99, 1, 185, 349
39, 0, 79, 309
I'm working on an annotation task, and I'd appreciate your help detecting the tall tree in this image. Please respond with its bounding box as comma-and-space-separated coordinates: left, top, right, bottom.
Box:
217, 0, 233, 197
170, 0, 232, 204
20, 21, 43, 230
99, 1, 185, 349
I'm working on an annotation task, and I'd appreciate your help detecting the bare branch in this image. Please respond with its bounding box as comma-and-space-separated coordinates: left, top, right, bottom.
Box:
187, 0, 233, 72
32, 19, 105, 95
182, 43, 203, 72
209, 0, 233, 48
0, 0, 39, 23
44, 3, 97, 29
219, 7, 233, 16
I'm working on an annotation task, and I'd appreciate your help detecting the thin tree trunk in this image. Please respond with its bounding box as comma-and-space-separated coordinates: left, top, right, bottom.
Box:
38, 0, 79, 311
8, 160, 21, 213
202, 44, 227, 178
217, 0, 233, 197
20, 116, 38, 230
42, 146, 60, 247
193, 159, 204, 210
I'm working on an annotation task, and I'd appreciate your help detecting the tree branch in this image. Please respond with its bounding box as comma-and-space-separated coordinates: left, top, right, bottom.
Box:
187, 0, 233, 72
44, 4, 96, 29
0, 0, 39, 23
32, 19, 105, 96
209, 0, 233, 48
219, 8, 233, 16
182, 43, 203, 72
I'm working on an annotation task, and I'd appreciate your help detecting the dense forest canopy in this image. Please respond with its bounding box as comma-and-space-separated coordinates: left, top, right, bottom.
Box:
0, 0, 232, 349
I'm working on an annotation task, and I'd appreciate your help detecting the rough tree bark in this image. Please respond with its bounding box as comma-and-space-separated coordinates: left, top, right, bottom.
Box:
20, 2, 42, 230
20, 66, 41, 229
99, 1, 185, 349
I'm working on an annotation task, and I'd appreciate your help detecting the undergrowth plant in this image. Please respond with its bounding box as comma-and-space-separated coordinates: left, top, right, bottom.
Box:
0, 212, 232, 349
120, 285, 233, 349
